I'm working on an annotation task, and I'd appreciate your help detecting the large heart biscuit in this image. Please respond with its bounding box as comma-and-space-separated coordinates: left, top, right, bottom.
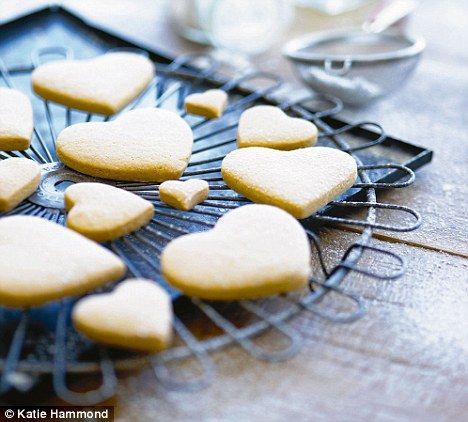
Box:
184, 89, 228, 118
56, 108, 193, 182
0, 216, 126, 308
159, 179, 209, 211
32, 52, 155, 115
65, 183, 154, 242
0, 88, 33, 151
221, 146, 357, 219
0, 158, 40, 212
73, 279, 173, 352
237, 105, 318, 150
161, 204, 311, 300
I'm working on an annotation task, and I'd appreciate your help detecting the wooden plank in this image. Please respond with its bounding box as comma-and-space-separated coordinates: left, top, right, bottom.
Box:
338, 49, 468, 256
114, 237, 467, 421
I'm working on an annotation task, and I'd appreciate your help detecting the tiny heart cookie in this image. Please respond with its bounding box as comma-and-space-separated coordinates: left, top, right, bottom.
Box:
32, 52, 155, 115
65, 183, 154, 242
0, 88, 33, 151
0, 216, 126, 308
73, 279, 173, 352
237, 105, 318, 150
221, 146, 357, 219
184, 89, 228, 118
0, 158, 40, 212
56, 108, 193, 182
161, 204, 311, 300
159, 179, 209, 211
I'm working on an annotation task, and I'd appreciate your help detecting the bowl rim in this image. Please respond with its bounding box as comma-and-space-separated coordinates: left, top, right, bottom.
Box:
283, 29, 426, 64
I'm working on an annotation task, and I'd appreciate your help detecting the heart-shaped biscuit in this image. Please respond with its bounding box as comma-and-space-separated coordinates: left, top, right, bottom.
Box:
32, 52, 155, 115
65, 183, 155, 242
159, 179, 209, 211
0, 88, 34, 151
0, 158, 40, 212
221, 147, 357, 219
56, 108, 193, 182
73, 278, 173, 352
0, 216, 126, 308
161, 204, 311, 300
237, 105, 318, 150
184, 89, 228, 118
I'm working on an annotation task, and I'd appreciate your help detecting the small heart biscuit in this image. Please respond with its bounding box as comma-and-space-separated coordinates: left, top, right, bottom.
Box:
0, 88, 34, 151
221, 147, 357, 219
56, 108, 193, 182
0, 216, 126, 308
0, 158, 40, 212
161, 204, 311, 300
237, 105, 318, 150
32, 52, 155, 115
65, 183, 154, 242
72, 279, 173, 353
159, 179, 209, 211
184, 89, 228, 118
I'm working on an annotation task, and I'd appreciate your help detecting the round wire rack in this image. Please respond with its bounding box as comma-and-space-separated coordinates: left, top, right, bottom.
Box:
0, 48, 421, 404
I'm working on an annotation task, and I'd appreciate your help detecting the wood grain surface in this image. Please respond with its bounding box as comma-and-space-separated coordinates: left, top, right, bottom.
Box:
1, 0, 467, 420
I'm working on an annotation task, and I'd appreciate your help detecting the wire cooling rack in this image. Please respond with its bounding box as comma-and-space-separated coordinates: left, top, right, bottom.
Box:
0, 45, 428, 405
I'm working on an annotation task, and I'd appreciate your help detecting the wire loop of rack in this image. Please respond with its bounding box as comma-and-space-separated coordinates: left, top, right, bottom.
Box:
0, 48, 421, 404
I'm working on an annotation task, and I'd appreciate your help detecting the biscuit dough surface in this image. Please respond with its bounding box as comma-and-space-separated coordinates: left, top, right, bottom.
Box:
65, 183, 154, 242
73, 279, 173, 352
159, 179, 209, 211
56, 108, 193, 182
221, 146, 357, 219
32, 52, 155, 115
0, 88, 33, 150
0, 216, 126, 308
161, 204, 311, 300
184, 89, 228, 118
237, 105, 318, 150
0, 158, 40, 212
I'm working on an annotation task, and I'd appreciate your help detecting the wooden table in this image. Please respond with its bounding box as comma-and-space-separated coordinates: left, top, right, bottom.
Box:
2, 1, 467, 420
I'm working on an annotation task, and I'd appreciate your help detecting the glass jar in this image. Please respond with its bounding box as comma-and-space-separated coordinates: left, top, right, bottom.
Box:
171, 0, 294, 56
